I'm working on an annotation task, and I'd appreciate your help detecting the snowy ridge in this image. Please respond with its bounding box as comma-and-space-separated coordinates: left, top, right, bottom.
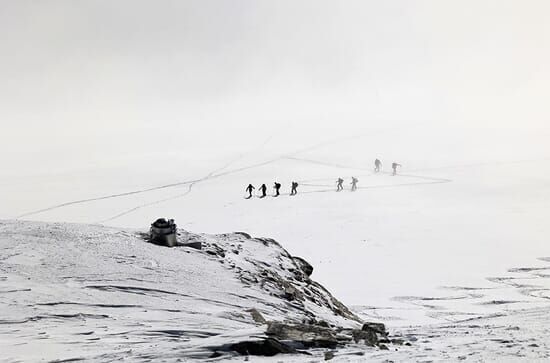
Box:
3, 220, 550, 362
0, 220, 389, 362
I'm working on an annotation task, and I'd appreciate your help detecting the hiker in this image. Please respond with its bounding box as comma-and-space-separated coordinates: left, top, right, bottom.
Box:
374, 159, 382, 172
392, 162, 401, 176
290, 182, 298, 196
245, 184, 255, 198
351, 177, 358, 191
259, 184, 267, 198
273, 182, 281, 197
336, 178, 344, 191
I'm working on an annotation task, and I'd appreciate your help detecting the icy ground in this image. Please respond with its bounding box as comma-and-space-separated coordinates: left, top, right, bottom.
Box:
2, 130, 550, 360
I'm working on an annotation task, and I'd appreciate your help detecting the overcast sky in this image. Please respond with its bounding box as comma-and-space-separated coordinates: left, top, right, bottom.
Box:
1, 1, 549, 175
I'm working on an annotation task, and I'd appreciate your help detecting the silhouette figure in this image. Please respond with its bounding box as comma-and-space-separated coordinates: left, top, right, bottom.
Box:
336, 178, 344, 191
374, 159, 382, 172
259, 184, 267, 198
290, 182, 298, 196
351, 177, 358, 191
245, 184, 255, 198
392, 162, 401, 176
273, 182, 281, 197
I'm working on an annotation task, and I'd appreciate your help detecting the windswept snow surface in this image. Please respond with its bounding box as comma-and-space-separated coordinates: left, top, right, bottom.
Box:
0, 221, 363, 362
2, 130, 550, 360
1, 221, 550, 362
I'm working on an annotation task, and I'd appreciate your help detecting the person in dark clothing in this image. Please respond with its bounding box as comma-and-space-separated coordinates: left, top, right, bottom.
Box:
374, 159, 382, 172
336, 178, 344, 191
351, 177, 358, 191
392, 162, 401, 176
259, 184, 267, 198
245, 184, 255, 198
290, 182, 298, 196
273, 182, 281, 197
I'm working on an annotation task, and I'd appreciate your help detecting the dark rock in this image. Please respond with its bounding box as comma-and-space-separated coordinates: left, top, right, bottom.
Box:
284, 286, 299, 301
181, 241, 202, 250
362, 322, 387, 335
205, 243, 225, 258
266, 322, 339, 349
292, 256, 314, 277
209, 351, 223, 358
324, 351, 335, 360
318, 320, 330, 328
351, 329, 378, 346
379, 344, 389, 350
230, 338, 296, 356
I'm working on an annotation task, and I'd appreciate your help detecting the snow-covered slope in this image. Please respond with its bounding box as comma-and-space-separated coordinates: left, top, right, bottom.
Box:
0, 220, 395, 362
2, 131, 550, 361
2, 221, 550, 362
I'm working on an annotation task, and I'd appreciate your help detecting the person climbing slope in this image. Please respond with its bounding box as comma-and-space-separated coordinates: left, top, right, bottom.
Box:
290, 182, 298, 196
374, 159, 382, 172
351, 177, 358, 191
273, 182, 282, 197
245, 184, 255, 198
336, 178, 344, 191
259, 184, 267, 198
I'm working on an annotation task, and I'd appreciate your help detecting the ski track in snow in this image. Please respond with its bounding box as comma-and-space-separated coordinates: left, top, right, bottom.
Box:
16, 136, 275, 222
23, 134, 540, 223
14, 134, 328, 221
15, 134, 402, 223
14, 179, 200, 220
97, 136, 276, 223
98, 145, 454, 222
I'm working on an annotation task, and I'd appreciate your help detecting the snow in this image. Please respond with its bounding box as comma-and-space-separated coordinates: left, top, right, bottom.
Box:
0, 220, 363, 361
2, 129, 550, 361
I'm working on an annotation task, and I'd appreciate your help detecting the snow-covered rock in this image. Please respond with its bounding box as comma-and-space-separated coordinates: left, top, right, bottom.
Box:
0, 220, 390, 362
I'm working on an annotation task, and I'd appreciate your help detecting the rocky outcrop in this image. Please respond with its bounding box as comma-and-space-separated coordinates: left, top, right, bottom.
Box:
292, 256, 314, 277
209, 320, 393, 357
143, 227, 398, 358
267, 321, 339, 348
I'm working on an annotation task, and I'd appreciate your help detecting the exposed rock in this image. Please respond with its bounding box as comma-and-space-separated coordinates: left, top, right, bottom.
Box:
230, 338, 296, 356
351, 328, 378, 346
180, 241, 202, 250
284, 286, 300, 301
266, 322, 339, 349
362, 322, 387, 335
205, 243, 225, 258
292, 256, 314, 277
209, 351, 223, 358
324, 351, 335, 360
